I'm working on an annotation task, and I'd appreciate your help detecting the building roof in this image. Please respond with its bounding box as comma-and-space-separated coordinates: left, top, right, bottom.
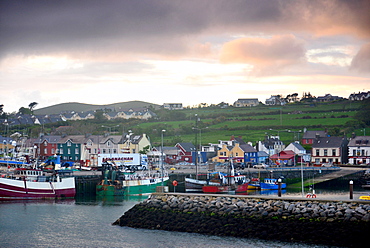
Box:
312, 136, 347, 148
176, 142, 196, 152
239, 144, 257, 153
348, 136, 370, 147
302, 130, 327, 139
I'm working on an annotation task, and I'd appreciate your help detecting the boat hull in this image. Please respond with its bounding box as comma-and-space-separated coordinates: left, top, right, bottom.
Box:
185, 178, 219, 192
202, 185, 232, 193
96, 177, 169, 196
235, 183, 249, 193
0, 177, 76, 200
260, 182, 286, 190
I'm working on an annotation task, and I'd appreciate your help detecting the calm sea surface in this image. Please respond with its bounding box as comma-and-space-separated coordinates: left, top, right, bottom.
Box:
0, 189, 357, 248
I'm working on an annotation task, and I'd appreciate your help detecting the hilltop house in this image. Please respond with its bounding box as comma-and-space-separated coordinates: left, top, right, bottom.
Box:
348, 91, 370, 101
314, 94, 343, 102
265, 95, 286, 105
163, 103, 183, 110
233, 98, 259, 107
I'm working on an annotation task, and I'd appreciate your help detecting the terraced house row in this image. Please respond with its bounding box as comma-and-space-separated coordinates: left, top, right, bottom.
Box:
2, 130, 370, 167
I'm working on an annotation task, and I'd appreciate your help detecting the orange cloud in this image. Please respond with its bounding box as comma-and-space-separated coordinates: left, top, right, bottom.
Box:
219, 35, 305, 76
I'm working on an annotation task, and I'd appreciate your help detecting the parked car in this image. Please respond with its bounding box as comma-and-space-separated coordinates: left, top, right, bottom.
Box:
321, 163, 333, 167
253, 163, 268, 169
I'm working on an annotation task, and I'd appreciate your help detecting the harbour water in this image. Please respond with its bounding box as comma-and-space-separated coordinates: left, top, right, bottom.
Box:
0, 188, 363, 248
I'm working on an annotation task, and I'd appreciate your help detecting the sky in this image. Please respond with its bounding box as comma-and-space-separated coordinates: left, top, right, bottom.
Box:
0, 0, 369, 113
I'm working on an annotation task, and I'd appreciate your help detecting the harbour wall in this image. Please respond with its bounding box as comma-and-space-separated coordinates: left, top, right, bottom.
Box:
113, 193, 370, 247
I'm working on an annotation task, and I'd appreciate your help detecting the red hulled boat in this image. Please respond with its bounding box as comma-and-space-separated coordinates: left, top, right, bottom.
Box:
0, 168, 75, 200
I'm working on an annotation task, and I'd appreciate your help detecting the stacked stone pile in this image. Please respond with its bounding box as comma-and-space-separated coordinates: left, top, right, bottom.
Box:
143, 194, 370, 222
113, 194, 370, 247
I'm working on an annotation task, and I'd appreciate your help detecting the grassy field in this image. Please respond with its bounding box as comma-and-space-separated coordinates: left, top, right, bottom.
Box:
134, 100, 364, 147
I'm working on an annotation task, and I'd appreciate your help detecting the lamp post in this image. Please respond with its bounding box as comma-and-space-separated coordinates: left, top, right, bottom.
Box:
161, 129, 166, 186
300, 154, 304, 197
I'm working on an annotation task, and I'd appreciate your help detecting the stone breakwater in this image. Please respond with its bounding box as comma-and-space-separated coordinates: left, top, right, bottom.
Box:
113, 194, 370, 247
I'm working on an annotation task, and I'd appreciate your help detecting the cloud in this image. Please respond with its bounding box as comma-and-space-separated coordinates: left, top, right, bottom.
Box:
1, 0, 369, 62
350, 43, 370, 74
219, 35, 306, 76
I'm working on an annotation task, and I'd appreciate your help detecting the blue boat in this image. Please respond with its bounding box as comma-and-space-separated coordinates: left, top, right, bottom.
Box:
260, 178, 286, 190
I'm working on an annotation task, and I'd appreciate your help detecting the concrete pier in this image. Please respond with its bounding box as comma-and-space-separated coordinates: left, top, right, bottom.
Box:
114, 193, 370, 247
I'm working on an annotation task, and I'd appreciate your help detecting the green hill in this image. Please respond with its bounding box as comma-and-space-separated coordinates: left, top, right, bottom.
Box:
34, 101, 161, 115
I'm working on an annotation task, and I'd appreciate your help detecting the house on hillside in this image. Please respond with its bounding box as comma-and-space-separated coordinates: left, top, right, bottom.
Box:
311, 136, 348, 165
347, 135, 370, 165
265, 95, 286, 105
314, 94, 343, 102
349, 91, 370, 101
163, 103, 183, 110
233, 98, 259, 107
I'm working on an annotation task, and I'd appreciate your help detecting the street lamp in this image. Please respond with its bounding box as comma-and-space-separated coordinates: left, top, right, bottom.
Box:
299, 153, 304, 197
161, 129, 166, 186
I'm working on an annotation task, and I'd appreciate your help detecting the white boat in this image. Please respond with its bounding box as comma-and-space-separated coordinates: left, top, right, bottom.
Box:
0, 168, 76, 200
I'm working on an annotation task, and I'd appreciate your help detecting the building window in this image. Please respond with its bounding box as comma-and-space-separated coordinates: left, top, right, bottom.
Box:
67, 141, 71, 147
315, 149, 319, 156
75, 148, 79, 154
332, 149, 336, 156
51, 148, 55, 154
324, 149, 328, 156
67, 149, 71, 154
44, 148, 47, 154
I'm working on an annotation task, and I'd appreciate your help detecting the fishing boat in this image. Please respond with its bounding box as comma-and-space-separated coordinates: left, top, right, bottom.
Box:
202, 174, 249, 193
234, 180, 249, 193
247, 177, 261, 189
202, 160, 248, 194
0, 168, 76, 200
96, 169, 169, 196
185, 171, 226, 192
260, 178, 286, 190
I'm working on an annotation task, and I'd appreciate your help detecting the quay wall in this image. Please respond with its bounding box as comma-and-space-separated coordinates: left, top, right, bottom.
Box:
113, 193, 370, 247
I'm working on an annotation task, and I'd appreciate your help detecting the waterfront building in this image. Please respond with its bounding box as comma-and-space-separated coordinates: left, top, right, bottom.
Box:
311, 136, 348, 165
34, 135, 62, 161
347, 135, 370, 165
